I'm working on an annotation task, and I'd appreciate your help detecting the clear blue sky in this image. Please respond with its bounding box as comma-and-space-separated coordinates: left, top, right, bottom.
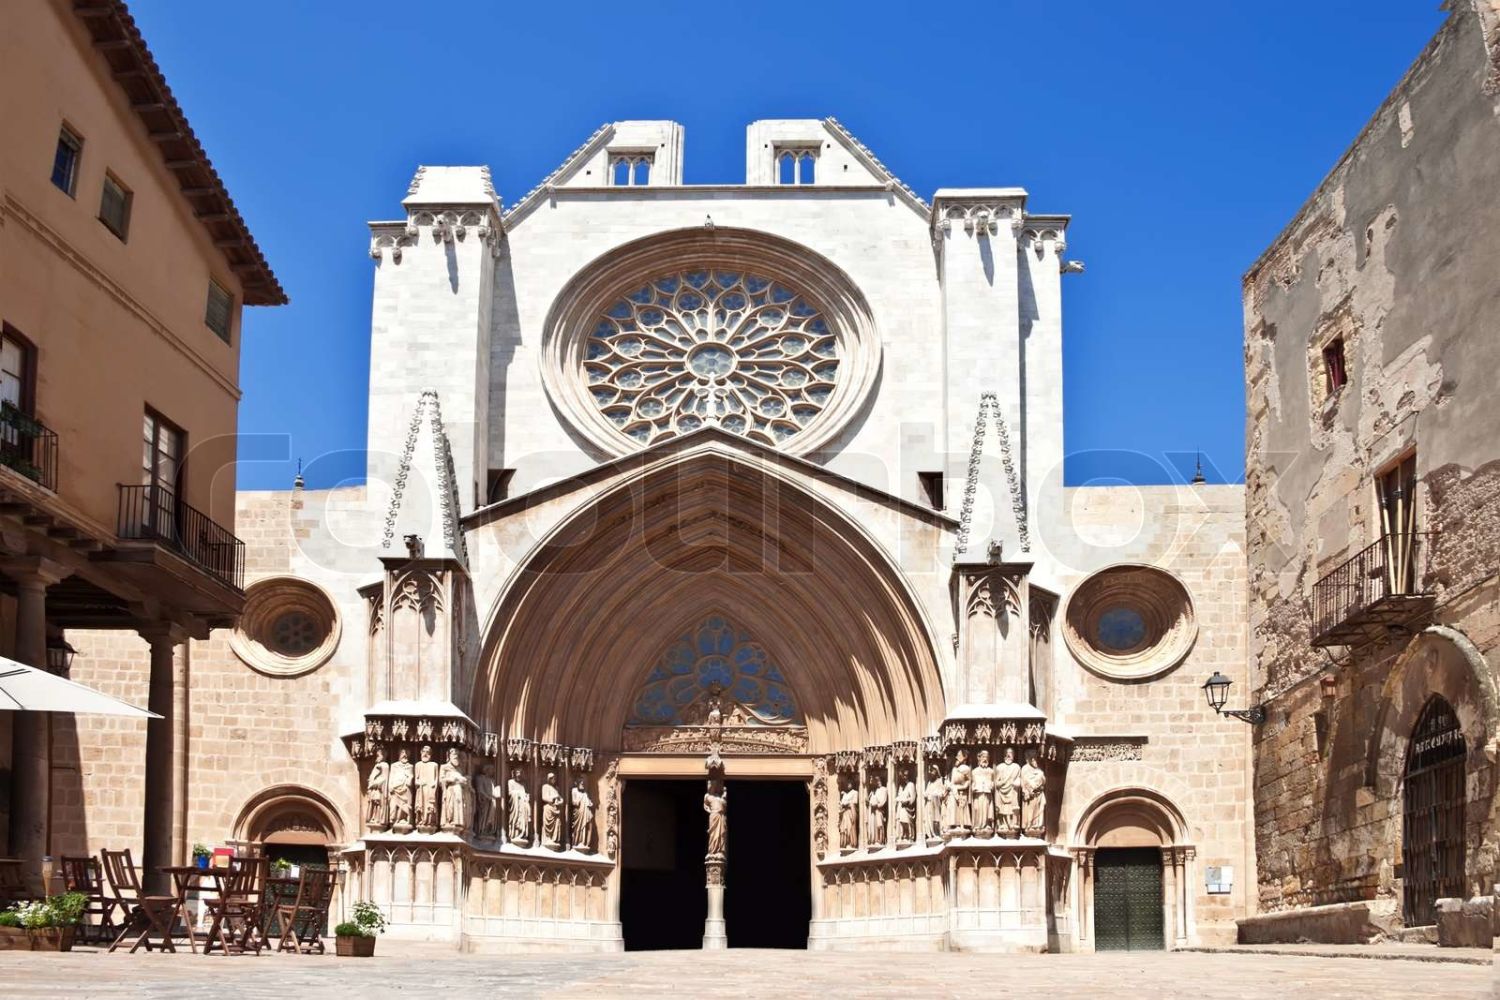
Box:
129, 1, 1446, 491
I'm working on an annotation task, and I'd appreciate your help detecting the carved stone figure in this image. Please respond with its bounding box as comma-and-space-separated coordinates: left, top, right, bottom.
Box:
704, 780, 728, 856
1020, 749, 1047, 837
571, 778, 596, 853
866, 773, 889, 847
971, 750, 996, 835
995, 746, 1022, 837
473, 763, 497, 839
388, 748, 414, 833
894, 769, 917, 845
838, 778, 860, 852
365, 747, 389, 831
603, 759, 620, 859
439, 748, 469, 832
506, 773, 532, 846
923, 764, 947, 841
947, 749, 973, 835
541, 772, 564, 849
414, 745, 440, 832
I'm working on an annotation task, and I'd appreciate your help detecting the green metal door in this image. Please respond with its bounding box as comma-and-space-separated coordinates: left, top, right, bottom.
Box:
1094, 848, 1164, 951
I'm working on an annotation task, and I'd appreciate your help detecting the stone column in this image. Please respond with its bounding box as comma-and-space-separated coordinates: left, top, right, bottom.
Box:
1160, 847, 1177, 951
7, 563, 66, 890
703, 776, 727, 949
139, 624, 184, 895
1075, 848, 1094, 950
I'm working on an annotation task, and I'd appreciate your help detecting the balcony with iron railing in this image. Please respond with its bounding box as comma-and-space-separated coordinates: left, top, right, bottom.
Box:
116, 483, 245, 592
0, 401, 58, 492
1311, 531, 1437, 647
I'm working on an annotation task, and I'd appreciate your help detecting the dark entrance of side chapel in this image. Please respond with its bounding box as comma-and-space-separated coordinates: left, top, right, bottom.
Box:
1402, 695, 1466, 927
1093, 848, 1164, 951
619, 778, 809, 950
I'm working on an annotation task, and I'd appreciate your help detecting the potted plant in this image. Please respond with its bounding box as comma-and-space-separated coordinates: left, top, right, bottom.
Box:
270, 857, 293, 878
0, 892, 87, 951
334, 900, 386, 957
192, 843, 212, 870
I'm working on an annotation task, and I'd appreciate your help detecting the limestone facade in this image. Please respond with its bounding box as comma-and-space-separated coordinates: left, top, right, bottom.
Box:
63, 117, 1249, 951
1242, 2, 1500, 936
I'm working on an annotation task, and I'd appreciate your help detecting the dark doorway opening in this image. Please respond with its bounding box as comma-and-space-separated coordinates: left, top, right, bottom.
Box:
1403, 695, 1466, 927
725, 779, 810, 949
1093, 847, 1164, 951
621, 780, 707, 950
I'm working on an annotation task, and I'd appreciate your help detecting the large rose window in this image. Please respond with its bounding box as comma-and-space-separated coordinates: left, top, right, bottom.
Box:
583, 270, 840, 447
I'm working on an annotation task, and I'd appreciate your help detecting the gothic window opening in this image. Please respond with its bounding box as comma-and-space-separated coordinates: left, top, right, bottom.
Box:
609, 153, 653, 186
775, 147, 817, 185
1402, 695, 1465, 927
584, 269, 840, 447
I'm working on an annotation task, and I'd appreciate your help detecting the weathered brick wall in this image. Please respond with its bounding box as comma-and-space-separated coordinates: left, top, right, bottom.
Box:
1243, 4, 1500, 919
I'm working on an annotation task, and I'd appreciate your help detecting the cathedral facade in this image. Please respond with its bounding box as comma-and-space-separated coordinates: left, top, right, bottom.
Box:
63, 119, 1249, 952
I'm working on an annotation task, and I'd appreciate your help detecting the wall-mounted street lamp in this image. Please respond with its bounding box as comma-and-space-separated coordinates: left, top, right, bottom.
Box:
45, 638, 76, 677
1202, 671, 1266, 725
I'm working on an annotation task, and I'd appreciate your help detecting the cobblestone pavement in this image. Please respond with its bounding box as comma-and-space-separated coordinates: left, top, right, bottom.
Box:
0, 947, 1491, 999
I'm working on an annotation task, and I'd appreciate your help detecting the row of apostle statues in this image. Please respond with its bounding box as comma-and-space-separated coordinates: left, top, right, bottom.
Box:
364, 747, 596, 853
839, 747, 1045, 851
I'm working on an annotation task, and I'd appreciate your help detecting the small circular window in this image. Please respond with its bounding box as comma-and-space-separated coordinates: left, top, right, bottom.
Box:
1062, 565, 1197, 681
230, 578, 341, 677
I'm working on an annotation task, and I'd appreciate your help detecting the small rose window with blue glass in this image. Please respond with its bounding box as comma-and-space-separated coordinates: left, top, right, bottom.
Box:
628, 615, 802, 726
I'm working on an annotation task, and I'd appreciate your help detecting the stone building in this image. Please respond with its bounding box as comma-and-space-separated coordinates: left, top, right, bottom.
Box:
0, 0, 283, 891
63, 118, 1249, 951
1241, 2, 1500, 941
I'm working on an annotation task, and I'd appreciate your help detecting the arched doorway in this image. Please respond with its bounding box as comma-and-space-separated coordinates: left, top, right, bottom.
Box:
1074, 788, 1192, 952
232, 784, 345, 870
1402, 695, 1465, 926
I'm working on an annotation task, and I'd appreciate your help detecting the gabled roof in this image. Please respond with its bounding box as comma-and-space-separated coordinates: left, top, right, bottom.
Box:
464, 424, 959, 533
822, 117, 929, 214
71, 1, 286, 305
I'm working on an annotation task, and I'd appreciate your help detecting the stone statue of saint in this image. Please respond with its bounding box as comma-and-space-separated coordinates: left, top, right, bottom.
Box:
995, 746, 1022, 837
439, 748, 469, 833
971, 750, 996, 835
923, 764, 947, 841
704, 780, 728, 856
415, 745, 440, 833
365, 747, 389, 831
506, 773, 532, 846
1020, 750, 1046, 837
866, 773, 888, 847
948, 749, 973, 835
388, 748, 414, 833
894, 769, 917, 844
838, 778, 860, 852
571, 779, 596, 853
472, 763, 497, 839
541, 772, 564, 849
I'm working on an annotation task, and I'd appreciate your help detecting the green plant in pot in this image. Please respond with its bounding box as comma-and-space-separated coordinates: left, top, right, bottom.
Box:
335, 900, 386, 957
270, 857, 293, 877
192, 843, 212, 870
0, 892, 88, 952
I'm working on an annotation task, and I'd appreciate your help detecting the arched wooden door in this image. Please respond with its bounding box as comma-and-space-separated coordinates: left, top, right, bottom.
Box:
1402, 696, 1465, 926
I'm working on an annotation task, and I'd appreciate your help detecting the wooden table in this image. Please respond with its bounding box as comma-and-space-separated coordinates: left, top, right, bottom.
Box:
159, 865, 218, 953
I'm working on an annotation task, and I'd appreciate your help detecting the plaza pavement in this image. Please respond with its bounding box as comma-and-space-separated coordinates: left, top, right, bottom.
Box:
0, 945, 1492, 999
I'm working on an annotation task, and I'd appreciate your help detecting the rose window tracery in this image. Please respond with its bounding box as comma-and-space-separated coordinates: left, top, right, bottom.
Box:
627, 615, 802, 727
584, 270, 840, 447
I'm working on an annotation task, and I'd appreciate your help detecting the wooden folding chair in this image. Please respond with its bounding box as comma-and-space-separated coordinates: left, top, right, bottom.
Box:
60, 855, 120, 945
203, 857, 267, 955
275, 868, 337, 954
100, 848, 178, 953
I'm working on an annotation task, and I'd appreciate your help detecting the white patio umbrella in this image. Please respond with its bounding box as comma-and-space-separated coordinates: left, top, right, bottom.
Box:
0, 655, 158, 717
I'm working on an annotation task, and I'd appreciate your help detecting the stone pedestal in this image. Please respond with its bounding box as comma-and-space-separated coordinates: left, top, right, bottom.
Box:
703, 856, 727, 949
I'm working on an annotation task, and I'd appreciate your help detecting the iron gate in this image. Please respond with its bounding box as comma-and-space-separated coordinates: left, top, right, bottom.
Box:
1094, 847, 1163, 951
1402, 696, 1466, 927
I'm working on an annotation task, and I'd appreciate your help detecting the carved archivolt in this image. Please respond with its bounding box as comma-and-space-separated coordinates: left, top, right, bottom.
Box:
228, 577, 341, 678
1061, 564, 1198, 682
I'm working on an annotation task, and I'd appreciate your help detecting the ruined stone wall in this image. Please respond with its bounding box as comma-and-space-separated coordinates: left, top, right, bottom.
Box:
1243, 3, 1500, 918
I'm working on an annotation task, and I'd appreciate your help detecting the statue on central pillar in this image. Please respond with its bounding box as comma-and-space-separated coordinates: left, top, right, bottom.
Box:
506, 771, 532, 847
540, 772, 564, 849
947, 749, 973, 837
971, 750, 996, 836
388, 748, 414, 833
866, 772, 888, 849
704, 779, 728, 857
365, 747, 390, 832
995, 746, 1022, 838
414, 745, 440, 833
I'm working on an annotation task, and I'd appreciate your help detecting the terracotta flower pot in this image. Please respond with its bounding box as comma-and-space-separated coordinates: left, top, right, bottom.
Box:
335, 934, 376, 957
0, 925, 75, 952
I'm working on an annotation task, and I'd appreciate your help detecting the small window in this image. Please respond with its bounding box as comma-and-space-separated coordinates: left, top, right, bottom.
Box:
98, 173, 132, 240
611, 157, 631, 186
205, 280, 233, 342
775, 147, 817, 185
608, 154, 653, 186
0, 326, 36, 414
51, 126, 82, 196
486, 468, 515, 505
918, 471, 945, 511
1322, 337, 1347, 396
778, 151, 796, 185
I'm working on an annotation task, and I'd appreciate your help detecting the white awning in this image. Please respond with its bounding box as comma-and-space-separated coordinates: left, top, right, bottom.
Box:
0, 656, 158, 717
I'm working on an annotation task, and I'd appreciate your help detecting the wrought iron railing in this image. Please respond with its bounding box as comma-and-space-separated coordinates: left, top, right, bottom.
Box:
0, 402, 58, 491
116, 483, 245, 591
1311, 532, 1435, 644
